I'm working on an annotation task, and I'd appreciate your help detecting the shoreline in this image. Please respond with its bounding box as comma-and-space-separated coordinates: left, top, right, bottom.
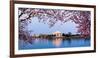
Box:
32, 36, 90, 40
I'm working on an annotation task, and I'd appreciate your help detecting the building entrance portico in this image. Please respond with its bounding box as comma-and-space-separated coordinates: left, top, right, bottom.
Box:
53, 31, 62, 37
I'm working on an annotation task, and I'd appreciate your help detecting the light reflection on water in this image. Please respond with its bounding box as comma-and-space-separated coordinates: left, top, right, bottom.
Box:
52, 38, 62, 47
19, 38, 90, 50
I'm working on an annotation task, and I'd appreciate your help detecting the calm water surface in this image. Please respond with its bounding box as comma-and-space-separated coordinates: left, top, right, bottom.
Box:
19, 38, 90, 50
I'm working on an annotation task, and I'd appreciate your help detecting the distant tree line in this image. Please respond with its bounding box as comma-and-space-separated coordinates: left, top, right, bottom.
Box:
62, 32, 80, 37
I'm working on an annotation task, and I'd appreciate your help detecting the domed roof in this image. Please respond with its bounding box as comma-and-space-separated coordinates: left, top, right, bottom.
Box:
53, 31, 61, 34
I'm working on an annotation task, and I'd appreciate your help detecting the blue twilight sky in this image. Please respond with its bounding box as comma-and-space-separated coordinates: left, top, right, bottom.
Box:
26, 17, 78, 35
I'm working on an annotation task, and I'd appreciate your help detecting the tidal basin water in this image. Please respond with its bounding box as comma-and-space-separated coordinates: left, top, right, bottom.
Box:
19, 38, 90, 50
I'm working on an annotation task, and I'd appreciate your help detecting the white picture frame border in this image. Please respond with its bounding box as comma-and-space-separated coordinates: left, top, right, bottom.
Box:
14, 3, 95, 55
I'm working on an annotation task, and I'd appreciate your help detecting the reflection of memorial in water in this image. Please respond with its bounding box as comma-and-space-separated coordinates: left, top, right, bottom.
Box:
52, 38, 63, 47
